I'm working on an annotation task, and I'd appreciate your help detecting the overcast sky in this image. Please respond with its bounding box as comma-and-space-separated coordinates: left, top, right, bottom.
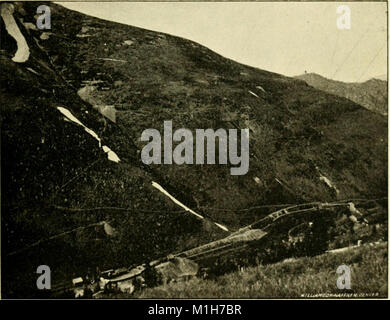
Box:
61, 2, 387, 82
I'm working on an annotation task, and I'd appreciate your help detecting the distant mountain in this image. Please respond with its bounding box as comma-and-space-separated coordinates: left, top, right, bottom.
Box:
373, 74, 387, 81
1, 2, 387, 297
296, 73, 388, 115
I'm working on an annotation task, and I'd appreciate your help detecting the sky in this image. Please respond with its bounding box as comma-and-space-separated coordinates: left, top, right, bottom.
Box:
60, 2, 387, 82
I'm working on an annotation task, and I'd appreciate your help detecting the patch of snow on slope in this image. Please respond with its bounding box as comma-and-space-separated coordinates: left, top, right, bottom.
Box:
151, 181, 229, 232
319, 175, 339, 194
0, 3, 30, 63
315, 165, 339, 195
57, 106, 120, 163
256, 85, 266, 93
102, 145, 120, 163
254, 177, 261, 184
58, 107, 84, 126
214, 223, 229, 232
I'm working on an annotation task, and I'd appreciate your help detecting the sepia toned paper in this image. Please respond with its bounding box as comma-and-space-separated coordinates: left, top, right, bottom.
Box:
0, 1, 388, 301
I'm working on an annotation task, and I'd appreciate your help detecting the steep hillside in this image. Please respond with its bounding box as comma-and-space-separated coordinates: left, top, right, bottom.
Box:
296, 73, 388, 115
1, 3, 387, 297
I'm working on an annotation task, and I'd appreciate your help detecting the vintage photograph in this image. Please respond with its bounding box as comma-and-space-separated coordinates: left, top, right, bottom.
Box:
0, 1, 388, 299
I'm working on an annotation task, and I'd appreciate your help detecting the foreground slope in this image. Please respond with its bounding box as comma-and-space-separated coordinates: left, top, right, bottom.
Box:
133, 242, 387, 298
1, 2, 387, 297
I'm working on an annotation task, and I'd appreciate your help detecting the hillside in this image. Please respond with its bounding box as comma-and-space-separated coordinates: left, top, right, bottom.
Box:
132, 242, 388, 298
296, 73, 388, 115
1, 2, 387, 297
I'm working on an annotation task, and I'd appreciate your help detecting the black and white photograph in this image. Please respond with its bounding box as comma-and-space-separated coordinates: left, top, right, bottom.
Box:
0, 0, 388, 301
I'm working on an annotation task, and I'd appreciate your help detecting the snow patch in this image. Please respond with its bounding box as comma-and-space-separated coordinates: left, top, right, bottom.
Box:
26, 67, 40, 75
151, 181, 229, 232
58, 106, 101, 145
214, 223, 229, 232
58, 107, 84, 126
319, 175, 339, 194
103, 221, 116, 236
1, 3, 30, 63
316, 165, 339, 195
151, 181, 204, 220
57, 106, 120, 163
254, 177, 261, 184
102, 145, 120, 163
256, 85, 266, 93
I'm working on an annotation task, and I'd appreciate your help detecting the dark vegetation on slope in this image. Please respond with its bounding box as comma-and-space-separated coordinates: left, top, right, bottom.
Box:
296, 73, 388, 116
0, 2, 387, 297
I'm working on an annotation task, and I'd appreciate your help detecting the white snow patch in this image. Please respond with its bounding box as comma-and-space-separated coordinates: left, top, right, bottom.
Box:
248, 90, 259, 98
58, 107, 84, 126
102, 145, 120, 163
84, 127, 101, 145
214, 223, 229, 232
57, 106, 120, 163
58, 106, 101, 145
103, 221, 116, 236
151, 181, 229, 232
319, 175, 339, 194
256, 85, 266, 93
26, 67, 40, 75
1, 3, 30, 63
151, 181, 204, 220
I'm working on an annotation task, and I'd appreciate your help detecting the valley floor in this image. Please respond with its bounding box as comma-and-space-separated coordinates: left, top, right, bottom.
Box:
126, 242, 388, 299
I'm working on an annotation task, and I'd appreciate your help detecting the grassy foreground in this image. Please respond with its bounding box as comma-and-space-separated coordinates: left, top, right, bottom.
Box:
132, 242, 387, 298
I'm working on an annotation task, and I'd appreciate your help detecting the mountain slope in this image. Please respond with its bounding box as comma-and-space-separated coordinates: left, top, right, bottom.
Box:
134, 242, 388, 298
296, 73, 388, 115
1, 2, 387, 297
